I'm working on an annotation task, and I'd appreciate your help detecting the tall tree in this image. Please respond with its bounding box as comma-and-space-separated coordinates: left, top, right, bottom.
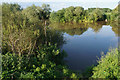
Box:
41, 4, 51, 19
22, 4, 43, 23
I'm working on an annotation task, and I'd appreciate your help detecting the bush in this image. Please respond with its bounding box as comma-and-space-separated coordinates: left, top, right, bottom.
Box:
92, 48, 119, 79
2, 44, 77, 79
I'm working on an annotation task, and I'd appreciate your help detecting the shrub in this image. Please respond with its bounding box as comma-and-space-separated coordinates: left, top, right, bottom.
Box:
92, 48, 119, 79
2, 44, 77, 79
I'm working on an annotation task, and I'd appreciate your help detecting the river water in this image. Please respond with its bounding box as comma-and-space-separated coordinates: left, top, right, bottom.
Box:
49, 22, 118, 72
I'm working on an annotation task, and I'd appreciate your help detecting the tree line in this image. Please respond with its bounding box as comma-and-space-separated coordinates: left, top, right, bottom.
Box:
50, 5, 119, 23
2, 3, 119, 24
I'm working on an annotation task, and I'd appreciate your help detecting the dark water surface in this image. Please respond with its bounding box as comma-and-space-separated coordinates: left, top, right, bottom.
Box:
49, 22, 118, 72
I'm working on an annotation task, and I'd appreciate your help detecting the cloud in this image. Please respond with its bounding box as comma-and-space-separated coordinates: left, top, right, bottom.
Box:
50, 3, 68, 11
1, 0, 119, 3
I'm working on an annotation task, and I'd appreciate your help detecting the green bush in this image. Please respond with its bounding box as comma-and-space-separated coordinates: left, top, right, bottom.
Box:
2, 44, 77, 79
92, 48, 119, 79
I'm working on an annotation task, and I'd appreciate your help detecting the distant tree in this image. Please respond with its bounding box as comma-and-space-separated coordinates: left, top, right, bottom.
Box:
110, 4, 119, 21
102, 8, 112, 13
73, 6, 84, 22
88, 9, 105, 21
74, 6, 84, 16
49, 5, 115, 23
88, 8, 112, 13
49, 12, 60, 22
87, 8, 96, 12
56, 9, 65, 22
64, 6, 74, 22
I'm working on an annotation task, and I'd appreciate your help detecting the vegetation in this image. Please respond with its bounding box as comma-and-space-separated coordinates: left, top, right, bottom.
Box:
1, 2, 119, 79
2, 3, 77, 79
2, 3, 65, 54
110, 4, 119, 21
50, 5, 118, 23
2, 44, 78, 79
92, 48, 119, 79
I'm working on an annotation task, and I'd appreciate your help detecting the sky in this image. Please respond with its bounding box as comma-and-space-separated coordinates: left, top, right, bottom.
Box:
1, 0, 119, 11
1, 0, 119, 2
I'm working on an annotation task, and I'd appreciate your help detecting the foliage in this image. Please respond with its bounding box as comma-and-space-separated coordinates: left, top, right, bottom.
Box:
92, 48, 119, 79
49, 9, 65, 23
2, 3, 25, 27
49, 5, 118, 23
22, 4, 51, 23
41, 4, 51, 19
2, 44, 77, 79
50, 6, 85, 23
2, 3, 78, 79
22, 4, 43, 23
2, 3, 65, 55
87, 8, 112, 13
88, 9, 105, 21
2, 3, 119, 79
64, 6, 75, 22
80, 65, 95, 78
110, 4, 119, 21
49, 11, 61, 22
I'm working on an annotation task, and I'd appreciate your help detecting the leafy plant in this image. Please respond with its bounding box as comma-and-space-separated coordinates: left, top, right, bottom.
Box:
2, 44, 77, 79
92, 48, 119, 79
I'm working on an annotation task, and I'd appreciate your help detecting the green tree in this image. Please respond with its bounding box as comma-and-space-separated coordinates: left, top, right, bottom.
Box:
64, 6, 74, 22
49, 11, 60, 22
22, 4, 43, 23
74, 6, 84, 16
110, 4, 119, 21
2, 3, 23, 27
41, 4, 51, 19
56, 9, 65, 22
50, 9, 66, 23
88, 9, 105, 21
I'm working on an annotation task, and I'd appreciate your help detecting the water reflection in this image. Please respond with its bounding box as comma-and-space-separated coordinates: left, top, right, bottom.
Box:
49, 22, 118, 72
110, 22, 119, 37
49, 22, 119, 36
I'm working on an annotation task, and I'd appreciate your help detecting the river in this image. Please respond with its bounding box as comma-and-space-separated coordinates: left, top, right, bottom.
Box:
49, 22, 118, 72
